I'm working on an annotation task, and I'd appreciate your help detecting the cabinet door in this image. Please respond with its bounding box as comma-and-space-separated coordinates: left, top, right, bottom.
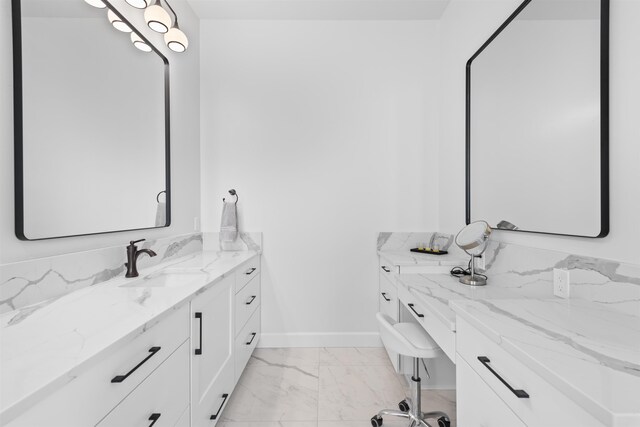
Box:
191, 276, 235, 426
235, 307, 261, 382
457, 356, 527, 427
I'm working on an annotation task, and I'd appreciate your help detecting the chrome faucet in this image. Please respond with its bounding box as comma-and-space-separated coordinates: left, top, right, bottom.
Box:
125, 239, 157, 278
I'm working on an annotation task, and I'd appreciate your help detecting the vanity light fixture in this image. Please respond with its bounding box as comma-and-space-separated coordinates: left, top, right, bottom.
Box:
145, 0, 172, 34
84, 0, 106, 8
125, 0, 150, 9
163, 0, 189, 52
108, 10, 132, 33
131, 32, 152, 52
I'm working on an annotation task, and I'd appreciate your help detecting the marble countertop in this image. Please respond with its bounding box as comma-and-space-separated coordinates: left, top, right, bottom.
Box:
451, 298, 640, 427
392, 273, 640, 426
394, 273, 552, 331
0, 250, 259, 422
378, 250, 466, 267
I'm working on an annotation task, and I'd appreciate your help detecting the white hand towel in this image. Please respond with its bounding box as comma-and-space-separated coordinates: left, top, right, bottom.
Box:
220, 201, 238, 242
155, 202, 167, 227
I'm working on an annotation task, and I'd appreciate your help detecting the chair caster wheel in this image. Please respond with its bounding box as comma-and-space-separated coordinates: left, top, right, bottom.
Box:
371, 415, 383, 427
437, 416, 451, 427
398, 399, 410, 412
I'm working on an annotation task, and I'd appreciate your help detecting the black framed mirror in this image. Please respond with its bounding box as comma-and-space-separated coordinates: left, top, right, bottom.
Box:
466, 0, 609, 238
12, 0, 171, 240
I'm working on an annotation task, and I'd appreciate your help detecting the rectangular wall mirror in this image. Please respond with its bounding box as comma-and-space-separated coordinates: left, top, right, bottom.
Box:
13, 0, 170, 240
466, 0, 609, 238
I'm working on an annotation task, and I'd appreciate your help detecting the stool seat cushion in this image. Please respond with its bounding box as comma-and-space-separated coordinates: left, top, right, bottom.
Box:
377, 312, 442, 359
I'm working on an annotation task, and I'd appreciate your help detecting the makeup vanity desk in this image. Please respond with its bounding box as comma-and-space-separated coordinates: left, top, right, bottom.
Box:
377, 252, 640, 427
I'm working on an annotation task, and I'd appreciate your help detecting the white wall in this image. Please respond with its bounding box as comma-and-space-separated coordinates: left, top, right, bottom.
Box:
200, 20, 441, 346
438, 0, 640, 265
0, 0, 201, 263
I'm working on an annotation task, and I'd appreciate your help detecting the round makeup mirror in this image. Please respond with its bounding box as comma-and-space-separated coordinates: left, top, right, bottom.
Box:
455, 220, 492, 286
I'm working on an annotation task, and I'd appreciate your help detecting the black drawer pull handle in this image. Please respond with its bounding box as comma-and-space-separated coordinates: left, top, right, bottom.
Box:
381, 266, 391, 273
246, 295, 257, 305
245, 267, 257, 275
477, 356, 529, 398
381, 292, 391, 302
148, 413, 161, 427
111, 347, 161, 383
210, 393, 229, 420
408, 303, 424, 318
195, 312, 203, 355
246, 332, 257, 345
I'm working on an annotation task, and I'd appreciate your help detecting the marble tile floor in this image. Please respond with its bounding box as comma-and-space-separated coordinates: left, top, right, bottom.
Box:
219, 348, 457, 427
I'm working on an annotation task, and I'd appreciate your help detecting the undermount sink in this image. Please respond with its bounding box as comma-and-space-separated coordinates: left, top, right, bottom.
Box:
120, 270, 204, 288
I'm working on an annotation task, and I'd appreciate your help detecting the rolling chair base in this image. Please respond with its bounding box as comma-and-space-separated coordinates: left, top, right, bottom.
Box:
371, 407, 450, 427
371, 359, 450, 427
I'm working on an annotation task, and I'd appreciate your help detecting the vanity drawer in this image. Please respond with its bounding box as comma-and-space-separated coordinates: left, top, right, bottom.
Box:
379, 274, 398, 320
235, 307, 261, 381
456, 318, 603, 427
457, 355, 526, 427
235, 273, 260, 335
5, 304, 189, 427
235, 257, 260, 293
398, 285, 455, 361
97, 341, 189, 427
379, 260, 399, 278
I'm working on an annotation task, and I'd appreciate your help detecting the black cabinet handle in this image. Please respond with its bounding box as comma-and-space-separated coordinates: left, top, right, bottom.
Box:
245, 295, 257, 305
245, 267, 257, 275
111, 347, 161, 383
148, 413, 161, 427
210, 394, 229, 420
477, 356, 529, 398
195, 312, 203, 355
381, 266, 391, 273
408, 303, 424, 318
381, 292, 391, 302
246, 332, 257, 345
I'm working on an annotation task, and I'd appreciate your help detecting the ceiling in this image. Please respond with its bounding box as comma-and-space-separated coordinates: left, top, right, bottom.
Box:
186, 0, 451, 20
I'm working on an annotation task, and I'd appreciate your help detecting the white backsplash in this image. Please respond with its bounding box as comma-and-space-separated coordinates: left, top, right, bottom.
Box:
482, 241, 640, 316
203, 232, 262, 252
0, 233, 203, 314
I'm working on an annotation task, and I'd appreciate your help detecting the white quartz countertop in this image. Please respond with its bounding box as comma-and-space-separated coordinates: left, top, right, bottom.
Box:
394, 273, 552, 331
393, 273, 640, 426
378, 250, 466, 267
0, 250, 259, 422
451, 298, 640, 427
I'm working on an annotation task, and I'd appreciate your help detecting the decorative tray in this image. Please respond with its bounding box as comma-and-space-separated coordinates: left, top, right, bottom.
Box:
410, 248, 449, 256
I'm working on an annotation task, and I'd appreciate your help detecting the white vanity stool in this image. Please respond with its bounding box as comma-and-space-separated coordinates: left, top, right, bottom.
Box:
372, 313, 451, 427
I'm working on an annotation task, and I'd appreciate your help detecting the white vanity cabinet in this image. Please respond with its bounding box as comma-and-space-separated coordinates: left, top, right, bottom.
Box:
4, 253, 262, 427
378, 261, 400, 371
5, 304, 190, 427
456, 317, 604, 427
97, 341, 190, 427
234, 258, 261, 382
190, 275, 235, 427
378, 255, 458, 374
190, 255, 261, 426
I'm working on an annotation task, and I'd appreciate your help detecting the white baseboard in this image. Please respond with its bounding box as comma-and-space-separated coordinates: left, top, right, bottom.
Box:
257, 332, 382, 348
